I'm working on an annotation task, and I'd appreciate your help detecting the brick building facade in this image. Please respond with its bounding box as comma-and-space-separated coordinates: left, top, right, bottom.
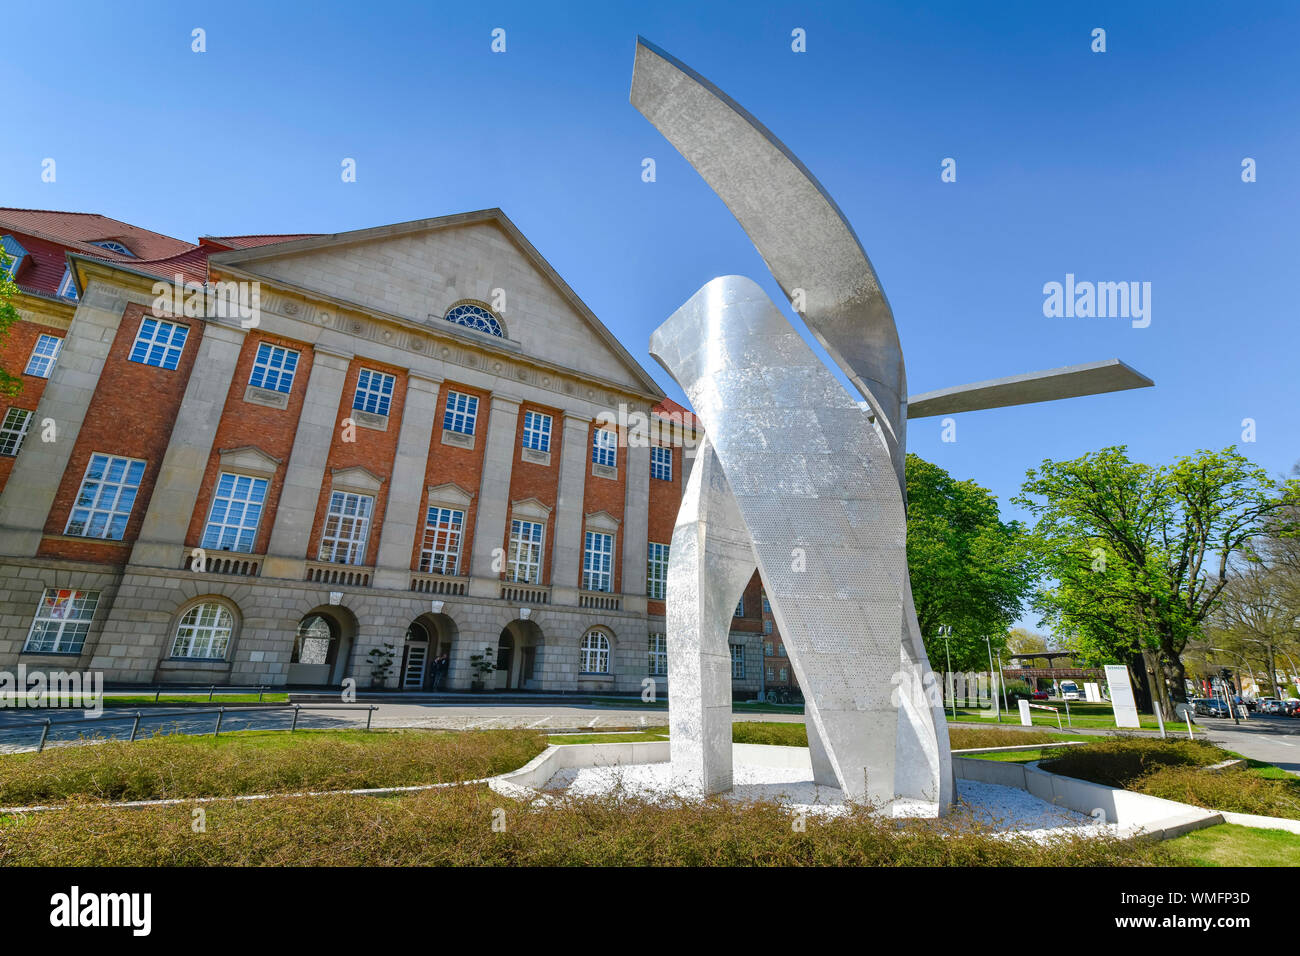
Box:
0, 208, 765, 694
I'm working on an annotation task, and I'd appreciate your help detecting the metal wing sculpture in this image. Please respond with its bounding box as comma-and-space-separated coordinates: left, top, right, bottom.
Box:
631, 37, 1151, 813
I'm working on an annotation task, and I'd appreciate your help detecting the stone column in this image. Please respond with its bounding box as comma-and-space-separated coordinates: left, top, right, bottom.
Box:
262, 347, 352, 579
549, 412, 590, 605
0, 282, 133, 556
620, 438, 651, 614
466, 394, 521, 598
130, 321, 247, 569
372, 373, 441, 589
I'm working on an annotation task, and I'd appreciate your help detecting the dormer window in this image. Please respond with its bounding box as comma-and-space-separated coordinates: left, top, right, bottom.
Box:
90, 240, 135, 257
57, 267, 78, 300
1, 236, 27, 278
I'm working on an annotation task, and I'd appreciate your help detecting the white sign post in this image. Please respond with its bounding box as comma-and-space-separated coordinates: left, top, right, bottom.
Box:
1084, 682, 1102, 703
1104, 664, 1141, 728
1018, 699, 1032, 726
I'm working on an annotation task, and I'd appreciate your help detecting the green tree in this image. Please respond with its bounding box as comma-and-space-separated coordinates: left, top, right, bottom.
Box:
0, 251, 23, 396
905, 453, 1037, 671
1016, 446, 1300, 718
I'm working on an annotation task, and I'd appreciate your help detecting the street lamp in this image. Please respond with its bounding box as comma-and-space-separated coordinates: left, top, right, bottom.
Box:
940, 624, 955, 720
984, 634, 1001, 723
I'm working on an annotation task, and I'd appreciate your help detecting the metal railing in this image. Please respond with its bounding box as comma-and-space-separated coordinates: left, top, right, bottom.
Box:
2, 704, 380, 752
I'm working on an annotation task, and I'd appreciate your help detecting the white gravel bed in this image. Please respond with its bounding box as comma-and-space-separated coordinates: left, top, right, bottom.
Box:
542, 761, 1121, 841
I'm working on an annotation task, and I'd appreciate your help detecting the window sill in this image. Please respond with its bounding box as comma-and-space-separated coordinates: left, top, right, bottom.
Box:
351, 410, 389, 432
158, 659, 231, 672
520, 447, 551, 466
441, 428, 475, 450
19, 650, 83, 658
591, 462, 618, 480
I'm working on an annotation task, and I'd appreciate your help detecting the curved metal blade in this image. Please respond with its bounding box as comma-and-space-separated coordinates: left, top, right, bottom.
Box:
630, 36, 907, 485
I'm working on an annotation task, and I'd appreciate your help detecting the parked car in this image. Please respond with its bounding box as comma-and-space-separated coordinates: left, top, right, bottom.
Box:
1060, 681, 1083, 701
1259, 698, 1285, 715
1285, 699, 1300, 716
1194, 697, 1230, 718
1031, 690, 1049, 701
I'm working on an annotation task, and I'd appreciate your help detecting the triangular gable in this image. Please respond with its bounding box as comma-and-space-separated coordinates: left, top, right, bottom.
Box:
209, 209, 663, 399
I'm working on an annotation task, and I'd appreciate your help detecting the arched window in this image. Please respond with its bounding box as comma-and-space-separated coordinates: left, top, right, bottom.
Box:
293, 614, 337, 664
580, 630, 611, 674
170, 602, 234, 659
444, 303, 503, 337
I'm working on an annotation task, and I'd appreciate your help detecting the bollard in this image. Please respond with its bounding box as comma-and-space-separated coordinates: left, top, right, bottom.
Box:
37, 717, 51, 753
258, 685, 265, 702
129, 711, 142, 742
214, 706, 225, 737
366, 706, 375, 731
208, 685, 216, 702
1186, 714, 1195, 740
291, 704, 300, 732
155, 688, 162, 703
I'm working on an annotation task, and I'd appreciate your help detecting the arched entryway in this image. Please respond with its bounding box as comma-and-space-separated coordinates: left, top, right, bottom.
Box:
288, 605, 358, 686
495, 619, 543, 690
399, 612, 458, 690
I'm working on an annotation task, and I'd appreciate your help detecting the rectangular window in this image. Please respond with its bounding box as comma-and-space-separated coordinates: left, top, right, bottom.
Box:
765, 642, 773, 656
419, 506, 465, 575
763, 619, 773, 635
25, 334, 62, 378
508, 519, 544, 584
649, 632, 667, 676
735, 598, 744, 617
201, 473, 268, 553
0, 407, 33, 456
353, 368, 396, 416
129, 317, 189, 370
65, 453, 146, 540
522, 411, 552, 452
780, 667, 788, 682
249, 342, 300, 394
23, 588, 100, 655
583, 531, 614, 592
651, 446, 673, 481
766, 666, 775, 681
762, 593, 771, 614
318, 491, 374, 565
778, 644, 786, 657
730, 644, 745, 679
442, 391, 479, 435
647, 541, 669, 600
592, 428, 617, 468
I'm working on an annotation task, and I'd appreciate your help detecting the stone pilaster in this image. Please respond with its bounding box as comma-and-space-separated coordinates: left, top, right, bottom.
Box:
262, 347, 352, 579
130, 321, 247, 569
550, 412, 591, 605
0, 282, 132, 556
466, 394, 521, 598
620, 439, 651, 614
372, 373, 441, 589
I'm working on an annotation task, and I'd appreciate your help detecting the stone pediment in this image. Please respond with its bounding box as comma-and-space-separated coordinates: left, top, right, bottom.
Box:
583, 510, 621, 533
426, 482, 475, 510
510, 497, 552, 521
330, 466, 385, 496
218, 445, 281, 479
207, 210, 663, 400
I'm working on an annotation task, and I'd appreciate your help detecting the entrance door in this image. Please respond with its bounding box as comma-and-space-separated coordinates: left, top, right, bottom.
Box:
403, 642, 429, 689
520, 646, 537, 689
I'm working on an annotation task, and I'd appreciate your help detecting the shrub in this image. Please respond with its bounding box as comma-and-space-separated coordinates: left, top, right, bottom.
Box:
0, 784, 1172, 867
1040, 736, 1224, 789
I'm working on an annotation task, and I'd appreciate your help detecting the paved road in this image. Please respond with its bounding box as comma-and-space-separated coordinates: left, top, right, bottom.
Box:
0, 701, 802, 752
1197, 713, 1300, 775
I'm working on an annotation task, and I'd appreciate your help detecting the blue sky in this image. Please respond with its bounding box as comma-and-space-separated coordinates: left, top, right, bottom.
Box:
5, 0, 1298, 627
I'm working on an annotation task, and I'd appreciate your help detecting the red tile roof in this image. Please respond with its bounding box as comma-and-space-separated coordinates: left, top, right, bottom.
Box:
203, 234, 321, 249
653, 397, 700, 429
0, 209, 190, 259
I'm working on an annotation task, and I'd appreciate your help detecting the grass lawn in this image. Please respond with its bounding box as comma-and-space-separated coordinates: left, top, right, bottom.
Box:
548, 731, 668, 745
0, 728, 546, 806
948, 701, 1164, 731
0, 782, 1172, 867
1165, 823, 1300, 866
